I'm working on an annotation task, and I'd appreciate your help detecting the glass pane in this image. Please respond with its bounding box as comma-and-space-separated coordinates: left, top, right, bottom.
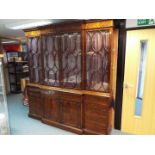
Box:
135, 41, 147, 116
28, 37, 42, 83
86, 30, 110, 92
42, 35, 60, 86
0, 59, 10, 134
61, 33, 81, 89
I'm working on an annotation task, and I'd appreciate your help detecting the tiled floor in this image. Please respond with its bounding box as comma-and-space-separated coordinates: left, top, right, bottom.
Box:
7, 94, 126, 135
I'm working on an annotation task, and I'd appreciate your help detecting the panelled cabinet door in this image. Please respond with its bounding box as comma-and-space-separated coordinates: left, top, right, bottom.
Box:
86, 30, 110, 92
28, 37, 43, 83
27, 87, 43, 118
42, 90, 60, 122
60, 93, 82, 129
84, 95, 111, 134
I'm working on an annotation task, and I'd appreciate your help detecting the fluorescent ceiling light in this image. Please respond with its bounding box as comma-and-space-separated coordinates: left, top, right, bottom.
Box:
5, 20, 52, 30
2, 40, 18, 44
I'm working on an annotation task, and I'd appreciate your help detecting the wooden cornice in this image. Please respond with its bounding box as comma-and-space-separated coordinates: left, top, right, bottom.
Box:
24, 19, 115, 37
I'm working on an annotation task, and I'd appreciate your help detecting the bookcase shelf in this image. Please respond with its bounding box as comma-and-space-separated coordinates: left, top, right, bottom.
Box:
6, 51, 29, 93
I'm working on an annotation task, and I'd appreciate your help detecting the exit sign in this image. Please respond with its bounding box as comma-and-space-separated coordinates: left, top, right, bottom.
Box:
137, 19, 155, 26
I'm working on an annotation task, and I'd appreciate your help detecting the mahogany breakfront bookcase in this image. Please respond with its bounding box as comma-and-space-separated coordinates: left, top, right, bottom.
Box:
24, 20, 118, 134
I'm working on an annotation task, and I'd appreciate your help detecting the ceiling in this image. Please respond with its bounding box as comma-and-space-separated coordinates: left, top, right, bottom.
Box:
0, 19, 76, 43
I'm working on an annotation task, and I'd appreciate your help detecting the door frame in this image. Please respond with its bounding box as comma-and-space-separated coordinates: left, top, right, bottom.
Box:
114, 21, 155, 130
114, 19, 126, 130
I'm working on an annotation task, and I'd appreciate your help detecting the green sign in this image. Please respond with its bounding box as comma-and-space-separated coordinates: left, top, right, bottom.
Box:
138, 19, 155, 26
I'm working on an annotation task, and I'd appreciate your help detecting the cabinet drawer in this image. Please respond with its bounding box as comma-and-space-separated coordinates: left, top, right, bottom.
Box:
60, 92, 82, 102
28, 86, 40, 92
85, 102, 109, 115
84, 95, 111, 134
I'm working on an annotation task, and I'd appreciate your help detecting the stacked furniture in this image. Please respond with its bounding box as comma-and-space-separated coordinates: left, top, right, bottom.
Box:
25, 20, 118, 134
7, 52, 29, 93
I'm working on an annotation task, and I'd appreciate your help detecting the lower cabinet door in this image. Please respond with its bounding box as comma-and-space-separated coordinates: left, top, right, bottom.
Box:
84, 95, 111, 134
27, 86, 43, 119
42, 90, 60, 122
60, 93, 82, 129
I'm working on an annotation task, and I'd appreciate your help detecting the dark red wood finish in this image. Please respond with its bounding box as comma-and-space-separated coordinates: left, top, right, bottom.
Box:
25, 20, 117, 135
27, 85, 111, 134
60, 92, 82, 128
27, 86, 43, 119
42, 90, 60, 122
83, 95, 112, 134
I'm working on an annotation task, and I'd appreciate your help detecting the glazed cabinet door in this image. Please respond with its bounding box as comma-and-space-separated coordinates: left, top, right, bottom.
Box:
86, 30, 111, 92
60, 93, 82, 129
28, 37, 43, 83
42, 90, 60, 122
27, 86, 43, 119
61, 32, 82, 89
42, 35, 60, 86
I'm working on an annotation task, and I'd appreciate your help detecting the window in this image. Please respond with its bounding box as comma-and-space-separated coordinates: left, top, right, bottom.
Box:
135, 41, 147, 116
